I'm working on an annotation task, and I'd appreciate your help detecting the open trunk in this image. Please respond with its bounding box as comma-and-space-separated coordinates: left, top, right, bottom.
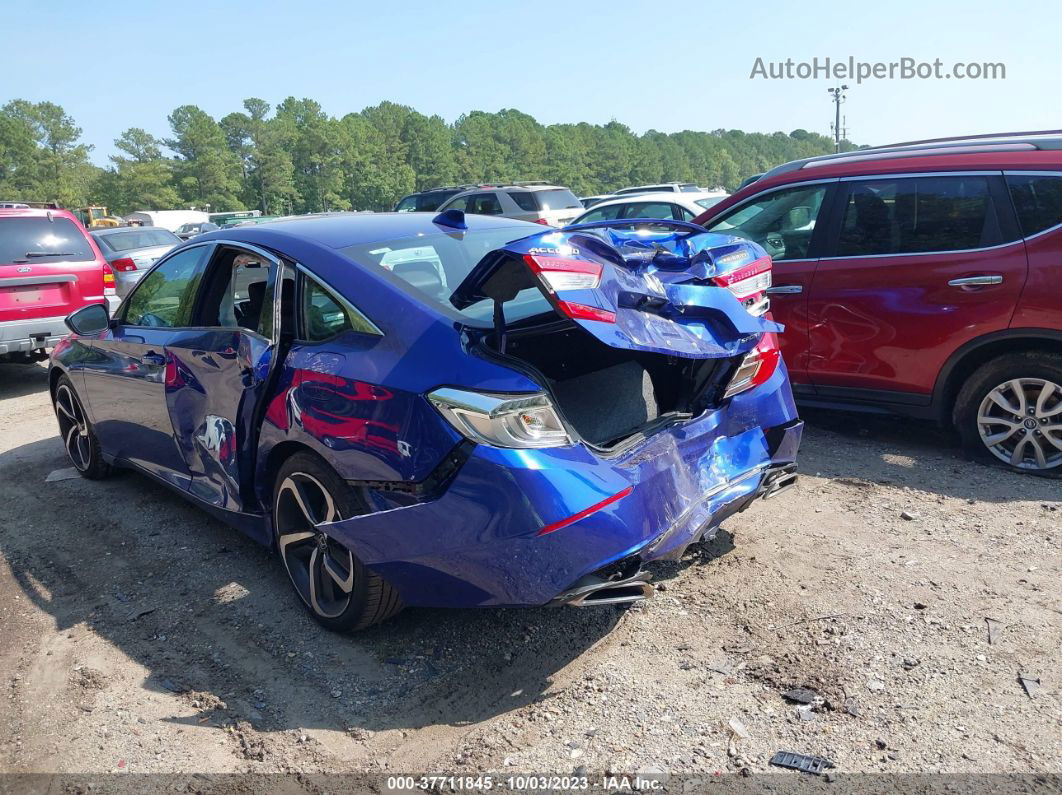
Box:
497, 320, 729, 450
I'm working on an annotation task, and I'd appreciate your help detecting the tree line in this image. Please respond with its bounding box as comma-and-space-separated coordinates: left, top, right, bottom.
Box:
0, 98, 853, 215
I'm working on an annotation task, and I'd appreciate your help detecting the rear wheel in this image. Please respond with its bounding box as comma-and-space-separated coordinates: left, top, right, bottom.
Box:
53, 376, 110, 480
954, 353, 1062, 474
272, 452, 402, 631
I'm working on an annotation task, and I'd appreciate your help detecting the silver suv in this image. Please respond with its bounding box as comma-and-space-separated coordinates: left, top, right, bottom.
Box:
438, 183, 583, 227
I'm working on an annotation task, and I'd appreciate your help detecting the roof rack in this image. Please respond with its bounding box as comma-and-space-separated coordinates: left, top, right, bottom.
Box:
761, 130, 1062, 180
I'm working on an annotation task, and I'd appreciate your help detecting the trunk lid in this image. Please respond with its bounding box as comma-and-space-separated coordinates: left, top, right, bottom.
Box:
0, 213, 105, 323
450, 224, 780, 359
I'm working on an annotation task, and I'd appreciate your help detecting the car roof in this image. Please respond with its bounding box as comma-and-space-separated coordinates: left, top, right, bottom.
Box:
194, 211, 541, 250
584, 191, 725, 210
0, 207, 81, 222
91, 225, 175, 236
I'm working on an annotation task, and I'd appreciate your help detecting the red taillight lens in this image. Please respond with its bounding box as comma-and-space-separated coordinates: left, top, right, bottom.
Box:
537, 486, 633, 536
723, 332, 781, 398
102, 262, 116, 294
533, 217, 551, 225
712, 254, 772, 300
111, 257, 137, 272
555, 300, 616, 323
524, 254, 602, 292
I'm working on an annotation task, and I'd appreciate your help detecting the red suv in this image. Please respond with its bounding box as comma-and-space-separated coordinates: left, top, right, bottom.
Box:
693, 132, 1062, 473
1, 207, 115, 364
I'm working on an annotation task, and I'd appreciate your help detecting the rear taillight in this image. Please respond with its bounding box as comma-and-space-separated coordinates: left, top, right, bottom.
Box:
723, 332, 781, 398
533, 217, 551, 225
102, 262, 116, 295
111, 257, 137, 272
523, 254, 616, 324
712, 254, 772, 299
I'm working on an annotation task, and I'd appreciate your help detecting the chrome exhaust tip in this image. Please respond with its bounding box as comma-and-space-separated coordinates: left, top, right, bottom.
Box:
550, 566, 654, 607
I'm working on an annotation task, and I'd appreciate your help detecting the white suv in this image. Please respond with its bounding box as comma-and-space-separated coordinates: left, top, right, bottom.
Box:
438, 183, 583, 227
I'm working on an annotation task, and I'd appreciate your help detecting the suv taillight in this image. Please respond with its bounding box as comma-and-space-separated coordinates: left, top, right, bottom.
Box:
102, 262, 116, 295
533, 217, 551, 225
712, 254, 772, 316
723, 332, 781, 398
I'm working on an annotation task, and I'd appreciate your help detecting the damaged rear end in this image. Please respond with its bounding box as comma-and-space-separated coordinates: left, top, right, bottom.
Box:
322, 217, 802, 609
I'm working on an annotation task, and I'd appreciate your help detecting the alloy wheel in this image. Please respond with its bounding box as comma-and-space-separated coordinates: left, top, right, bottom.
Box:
275, 472, 357, 619
976, 378, 1062, 471
54, 383, 92, 472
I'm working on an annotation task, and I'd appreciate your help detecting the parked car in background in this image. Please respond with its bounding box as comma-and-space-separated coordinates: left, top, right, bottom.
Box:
614, 182, 704, 196
438, 184, 583, 226
572, 191, 729, 225
737, 173, 764, 191
90, 226, 181, 297
579, 195, 614, 208
1, 207, 114, 363
123, 210, 209, 232
50, 212, 800, 630
394, 185, 477, 212
694, 131, 1062, 473
175, 221, 220, 240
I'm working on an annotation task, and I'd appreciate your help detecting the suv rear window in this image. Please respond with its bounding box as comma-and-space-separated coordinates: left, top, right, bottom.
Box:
341, 226, 549, 325
0, 217, 95, 264
508, 191, 539, 211
534, 189, 582, 210
837, 176, 1000, 256
1006, 174, 1062, 237
395, 191, 458, 212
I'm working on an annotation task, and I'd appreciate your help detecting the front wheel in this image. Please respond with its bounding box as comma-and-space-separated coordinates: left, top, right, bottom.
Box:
53, 376, 110, 480
272, 452, 402, 631
954, 353, 1062, 474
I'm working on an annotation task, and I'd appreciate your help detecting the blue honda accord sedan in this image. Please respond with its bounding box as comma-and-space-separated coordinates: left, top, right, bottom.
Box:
50, 211, 802, 631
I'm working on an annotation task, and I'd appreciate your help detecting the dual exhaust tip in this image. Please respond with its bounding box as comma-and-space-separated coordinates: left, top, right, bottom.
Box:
551, 566, 654, 608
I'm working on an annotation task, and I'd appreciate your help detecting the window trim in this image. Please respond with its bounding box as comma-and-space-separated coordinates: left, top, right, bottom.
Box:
294, 263, 383, 342
821, 172, 1020, 260
1002, 170, 1062, 242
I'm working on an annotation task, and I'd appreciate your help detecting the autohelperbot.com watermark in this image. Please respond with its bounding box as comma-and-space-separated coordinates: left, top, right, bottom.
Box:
750, 56, 1006, 83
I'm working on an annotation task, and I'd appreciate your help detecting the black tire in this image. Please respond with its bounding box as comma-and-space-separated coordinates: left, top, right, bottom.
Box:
53, 375, 111, 480
954, 352, 1062, 474
272, 452, 402, 631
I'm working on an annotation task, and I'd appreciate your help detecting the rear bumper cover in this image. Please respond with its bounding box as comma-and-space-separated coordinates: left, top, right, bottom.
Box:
0, 315, 69, 355
322, 367, 802, 608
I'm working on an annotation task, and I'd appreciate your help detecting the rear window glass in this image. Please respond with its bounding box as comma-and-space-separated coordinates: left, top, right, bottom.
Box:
96, 229, 179, 252
508, 191, 539, 211
837, 176, 999, 256
1007, 174, 1062, 237
534, 189, 582, 210
340, 227, 550, 325
0, 217, 94, 264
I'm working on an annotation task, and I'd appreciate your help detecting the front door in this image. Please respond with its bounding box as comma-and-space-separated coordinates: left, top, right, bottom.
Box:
81, 244, 213, 488
162, 244, 282, 512
806, 173, 1028, 396
702, 180, 835, 382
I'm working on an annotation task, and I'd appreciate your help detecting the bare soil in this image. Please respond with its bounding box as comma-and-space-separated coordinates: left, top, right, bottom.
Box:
1, 361, 1059, 779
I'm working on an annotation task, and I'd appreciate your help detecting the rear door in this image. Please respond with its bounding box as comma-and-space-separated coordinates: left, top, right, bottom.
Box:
0, 214, 105, 324
806, 173, 1027, 396
702, 181, 835, 382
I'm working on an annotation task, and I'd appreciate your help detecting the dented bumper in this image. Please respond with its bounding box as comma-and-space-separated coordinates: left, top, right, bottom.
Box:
320, 364, 801, 609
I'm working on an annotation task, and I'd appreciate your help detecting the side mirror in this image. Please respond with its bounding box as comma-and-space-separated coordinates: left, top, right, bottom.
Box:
65, 303, 110, 336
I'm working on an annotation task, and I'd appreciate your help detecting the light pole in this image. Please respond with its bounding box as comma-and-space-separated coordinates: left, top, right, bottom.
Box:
828, 85, 849, 152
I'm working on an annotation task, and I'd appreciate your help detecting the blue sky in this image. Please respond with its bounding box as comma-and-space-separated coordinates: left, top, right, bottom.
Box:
9, 0, 1061, 165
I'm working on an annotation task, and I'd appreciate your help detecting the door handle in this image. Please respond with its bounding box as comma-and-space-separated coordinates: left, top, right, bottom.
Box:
766, 285, 803, 295
948, 275, 1003, 287
141, 352, 165, 366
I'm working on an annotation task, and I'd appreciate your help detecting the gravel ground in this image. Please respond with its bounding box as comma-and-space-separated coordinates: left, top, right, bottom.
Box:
0, 361, 1059, 781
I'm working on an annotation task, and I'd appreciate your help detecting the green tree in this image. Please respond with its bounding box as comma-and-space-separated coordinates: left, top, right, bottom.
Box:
166, 105, 244, 211
100, 127, 181, 213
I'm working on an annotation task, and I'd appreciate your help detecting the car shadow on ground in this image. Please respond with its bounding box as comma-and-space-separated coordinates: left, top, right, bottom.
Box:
0, 361, 50, 400
797, 407, 1062, 501
0, 434, 622, 737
